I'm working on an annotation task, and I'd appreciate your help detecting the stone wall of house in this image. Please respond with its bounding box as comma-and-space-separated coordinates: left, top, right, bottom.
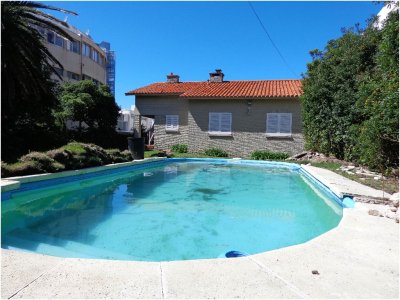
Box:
187, 98, 305, 157
135, 96, 189, 149
134, 96, 305, 156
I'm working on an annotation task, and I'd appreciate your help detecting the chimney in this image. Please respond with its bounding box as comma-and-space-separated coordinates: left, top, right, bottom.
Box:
167, 72, 180, 83
209, 69, 224, 83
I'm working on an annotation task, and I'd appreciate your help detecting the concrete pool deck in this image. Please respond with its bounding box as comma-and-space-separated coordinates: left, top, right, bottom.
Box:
1, 165, 399, 298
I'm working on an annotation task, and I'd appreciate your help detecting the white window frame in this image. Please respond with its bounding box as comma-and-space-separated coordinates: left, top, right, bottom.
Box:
165, 115, 179, 132
208, 112, 232, 136
266, 113, 292, 137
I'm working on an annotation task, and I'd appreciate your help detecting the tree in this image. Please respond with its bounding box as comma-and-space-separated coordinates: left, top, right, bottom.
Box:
1, 1, 76, 115
56, 80, 120, 136
301, 7, 399, 170
301, 27, 379, 160
1, 1, 76, 161
355, 10, 399, 169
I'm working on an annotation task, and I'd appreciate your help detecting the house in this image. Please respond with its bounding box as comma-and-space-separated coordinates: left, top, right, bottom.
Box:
125, 70, 304, 157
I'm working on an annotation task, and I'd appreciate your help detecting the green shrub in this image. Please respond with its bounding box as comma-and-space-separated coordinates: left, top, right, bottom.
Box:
205, 148, 228, 157
250, 150, 289, 160
1, 161, 44, 177
20, 152, 65, 172
171, 144, 188, 153
1, 142, 134, 178
105, 148, 132, 163
47, 148, 73, 166
59, 142, 112, 168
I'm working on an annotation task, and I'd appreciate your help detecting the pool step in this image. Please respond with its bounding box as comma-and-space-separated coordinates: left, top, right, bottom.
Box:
3, 229, 135, 260
2, 235, 93, 259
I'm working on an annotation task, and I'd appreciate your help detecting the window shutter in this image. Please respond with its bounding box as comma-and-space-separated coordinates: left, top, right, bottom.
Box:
279, 113, 292, 134
267, 113, 279, 133
209, 113, 220, 132
166, 115, 179, 131
220, 113, 232, 132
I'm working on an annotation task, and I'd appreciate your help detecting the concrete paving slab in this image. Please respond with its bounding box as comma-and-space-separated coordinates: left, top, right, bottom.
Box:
161, 257, 301, 299
1, 249, 64, 299
310, 203, 399, 271
301, 165, 392, 199
250, 203, 399, 299
9, 258, 162, 299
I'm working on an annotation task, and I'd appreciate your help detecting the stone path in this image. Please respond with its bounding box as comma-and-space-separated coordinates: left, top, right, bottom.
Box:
301, 165, 393, 200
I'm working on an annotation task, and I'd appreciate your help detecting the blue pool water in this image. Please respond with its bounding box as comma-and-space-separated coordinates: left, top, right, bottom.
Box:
1, 159, 342, 261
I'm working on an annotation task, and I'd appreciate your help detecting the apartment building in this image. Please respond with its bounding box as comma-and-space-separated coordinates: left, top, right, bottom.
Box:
33, 22, 108, 85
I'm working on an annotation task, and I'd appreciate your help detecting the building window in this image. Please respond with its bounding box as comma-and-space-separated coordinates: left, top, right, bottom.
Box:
165, 115, 179, 132
67, 71, 80, 81
55, 35, 64, 47
82, 74, 92, 80
208, 112, 232, 136
68, 39, 80, 54
47, 31, 64, 48
92, 49, 100, 63
34, 25, 46, 37
53, 67, 64, 77
266, 113, 292, 137
47, 31, 55, 44
83, 43, 90, 57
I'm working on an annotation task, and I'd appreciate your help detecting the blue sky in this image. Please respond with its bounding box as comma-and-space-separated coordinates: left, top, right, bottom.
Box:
46, 1, 383, 109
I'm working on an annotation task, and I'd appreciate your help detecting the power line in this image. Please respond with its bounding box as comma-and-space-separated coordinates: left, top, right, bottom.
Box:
248, 2, 297, 77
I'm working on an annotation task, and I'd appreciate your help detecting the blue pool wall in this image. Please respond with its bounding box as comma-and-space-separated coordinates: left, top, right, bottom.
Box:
1, 158, 347, 209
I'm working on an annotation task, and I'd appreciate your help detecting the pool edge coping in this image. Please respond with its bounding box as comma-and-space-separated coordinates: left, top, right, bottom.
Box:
1, 157, 167, 193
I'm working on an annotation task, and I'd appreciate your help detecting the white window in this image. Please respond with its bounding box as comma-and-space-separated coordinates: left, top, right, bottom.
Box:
166, 115, 179, 132
208, 112, 232, 136
266, 113, 292, 137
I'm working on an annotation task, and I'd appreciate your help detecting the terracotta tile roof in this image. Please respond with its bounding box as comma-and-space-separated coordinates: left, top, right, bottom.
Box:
125, 82, 205, 95
126, 80, 302, 98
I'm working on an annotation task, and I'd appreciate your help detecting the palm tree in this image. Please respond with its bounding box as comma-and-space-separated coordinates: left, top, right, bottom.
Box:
1, 1, 77, 162
1, 1, 77, 115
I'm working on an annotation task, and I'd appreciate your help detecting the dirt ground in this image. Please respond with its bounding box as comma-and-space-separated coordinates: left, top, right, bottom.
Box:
288, 151, 399, 194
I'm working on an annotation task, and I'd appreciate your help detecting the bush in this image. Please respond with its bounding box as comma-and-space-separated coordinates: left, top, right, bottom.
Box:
1, 142, 135, 178
46, 148, 74, 166
20, 152, 65, 172
1, 161, 45, 177
250, 150, 289, 160
60, 142, 112, 168
105, 149, 132, 163
204, 148, 228, 157
171, 144, 188, 153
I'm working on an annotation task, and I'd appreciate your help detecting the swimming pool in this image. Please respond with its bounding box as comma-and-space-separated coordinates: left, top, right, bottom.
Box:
1, 158, 343, 261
